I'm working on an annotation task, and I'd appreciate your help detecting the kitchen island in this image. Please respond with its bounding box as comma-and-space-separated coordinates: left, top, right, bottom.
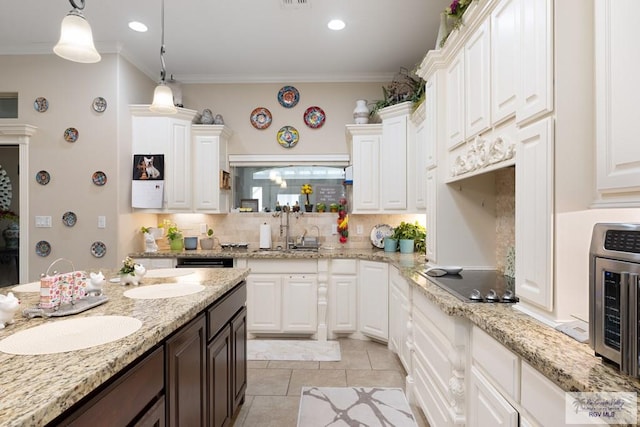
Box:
0, 267, 249, 427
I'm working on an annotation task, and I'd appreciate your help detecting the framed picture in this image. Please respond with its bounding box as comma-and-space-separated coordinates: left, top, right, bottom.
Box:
240, 198, 259, 212
220, 170, 231, 190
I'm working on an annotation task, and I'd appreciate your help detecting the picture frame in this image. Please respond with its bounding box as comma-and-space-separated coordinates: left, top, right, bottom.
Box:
240, 198, 259, 212
220, 170, 231, 190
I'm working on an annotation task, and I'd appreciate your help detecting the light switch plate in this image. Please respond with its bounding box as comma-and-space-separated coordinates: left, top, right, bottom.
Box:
356, 224, 363, 235
98, 216, 106, 228
35, 216, 52, 228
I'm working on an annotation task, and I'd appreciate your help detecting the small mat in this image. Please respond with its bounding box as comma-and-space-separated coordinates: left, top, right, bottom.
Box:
248, 339, 341, 361
123, 283, 204, 300
10, 281, 40, 293
144, 268, 196, 278
0, 315, 142, 355
297, 387, 417, 427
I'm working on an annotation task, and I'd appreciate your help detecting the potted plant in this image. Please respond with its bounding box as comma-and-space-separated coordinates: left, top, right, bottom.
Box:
166, 223, 183, 251
316, 202, 326, 213
368, 67, 426, 121
329, 203, 339, 213
392, 221, 426, 254
301, 184, 313, 212
200, 228, 216, 250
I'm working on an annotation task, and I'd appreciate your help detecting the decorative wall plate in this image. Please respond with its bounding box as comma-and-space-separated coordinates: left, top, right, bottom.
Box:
90, 241, 106, 258
250, 107, 272, 129
36, 170, 50, 185
34, 97, 48, 113
303, 106, 326, 129
64, 127, 79, 142
62, 211, 77, 227
35, 240, 51, 257
0, 167, 12, 210
277, 126, 299, 148
92, 171, 107, 186
92, 97, 107, 113
277, 86, 299, 108
370, 224, 394, 249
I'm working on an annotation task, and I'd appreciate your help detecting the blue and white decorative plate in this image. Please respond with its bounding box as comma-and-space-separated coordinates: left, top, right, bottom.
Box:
35, 240, 51, 257
370, 224, 394, 249
62, 211, 77, 227
34, 97, 48, 113
36, 170, 50, 185
90, 241, 106, 258
277, 86, 299, 108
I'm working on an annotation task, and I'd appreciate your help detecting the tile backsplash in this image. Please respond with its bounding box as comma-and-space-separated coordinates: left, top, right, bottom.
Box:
495, 167, 515, 273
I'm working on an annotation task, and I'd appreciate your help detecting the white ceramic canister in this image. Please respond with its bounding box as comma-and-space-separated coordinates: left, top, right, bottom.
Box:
353, 100, 370, 124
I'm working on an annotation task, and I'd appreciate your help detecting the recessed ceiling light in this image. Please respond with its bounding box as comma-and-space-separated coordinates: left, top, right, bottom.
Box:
128, 21, 148, 32
327, 19, 346, 31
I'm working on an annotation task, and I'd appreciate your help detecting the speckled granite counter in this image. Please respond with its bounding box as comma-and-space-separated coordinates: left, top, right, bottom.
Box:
134, 248, 640, 403
0, 268, 249, 427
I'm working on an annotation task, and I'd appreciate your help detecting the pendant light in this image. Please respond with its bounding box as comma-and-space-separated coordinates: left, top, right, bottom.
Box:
150, 0, 177, 114
53, 0, 101, 63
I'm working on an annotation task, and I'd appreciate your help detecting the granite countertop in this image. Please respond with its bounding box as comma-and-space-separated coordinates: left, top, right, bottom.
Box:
0, 267, 249, 427
134, 248, 640, 400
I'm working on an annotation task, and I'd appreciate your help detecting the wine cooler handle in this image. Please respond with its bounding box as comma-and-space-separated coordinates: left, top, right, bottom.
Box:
631, 273, 639, 378
621, 272, 629, 375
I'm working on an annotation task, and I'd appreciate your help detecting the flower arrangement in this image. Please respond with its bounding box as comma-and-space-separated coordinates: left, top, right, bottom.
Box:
119, 256, 139, 276
0, 209, 18, 223
336, 197, 349, 244
301, 184, 313, 206
166, 223, 182, 242
440, 0, 473, 48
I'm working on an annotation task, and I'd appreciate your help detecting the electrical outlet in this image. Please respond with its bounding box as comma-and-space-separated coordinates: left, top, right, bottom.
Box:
356, 224, 363, 235
200, 223, 208, 234
98, 216, 106, 228
35, 216, 52, 228
332, 224, 338, 235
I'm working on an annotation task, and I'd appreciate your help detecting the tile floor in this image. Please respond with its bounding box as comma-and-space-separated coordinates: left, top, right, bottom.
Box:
231, 338, 430, 427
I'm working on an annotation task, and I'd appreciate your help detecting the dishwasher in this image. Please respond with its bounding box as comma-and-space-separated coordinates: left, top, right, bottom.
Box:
176, 257, 234, 268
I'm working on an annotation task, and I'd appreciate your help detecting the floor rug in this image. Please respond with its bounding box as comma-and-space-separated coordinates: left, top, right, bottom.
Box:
297, 387, 417, 427
247, 339, 341, 361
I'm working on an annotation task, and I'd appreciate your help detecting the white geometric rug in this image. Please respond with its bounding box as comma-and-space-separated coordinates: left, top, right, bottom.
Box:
298, 387, 417, 427
247, 339, 341, 361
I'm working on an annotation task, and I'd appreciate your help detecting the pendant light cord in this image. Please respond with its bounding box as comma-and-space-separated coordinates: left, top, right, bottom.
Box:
159, 0, 167, 83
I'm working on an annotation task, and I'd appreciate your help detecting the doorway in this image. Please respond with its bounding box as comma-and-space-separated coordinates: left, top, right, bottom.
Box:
0, 145, 19, 287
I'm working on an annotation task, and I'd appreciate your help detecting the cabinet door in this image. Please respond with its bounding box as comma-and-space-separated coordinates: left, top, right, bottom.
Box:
516, 0, 552, 125
133, 396, 165, 427
520, 362, 566, 427
246, 274, 282, 332
411, 105, 427, 211
465, 19, 491, 139
468, 366, 518, 427
330, 275, 357, 333
425, 74, 438, 170
516, 118, 554, 310
425, 168, 437, 263
351, 134, 381, 211
231, 307, 247, 416
207, 326, 231, 427
193, 132, 222, 212
388, 267, 410, 370
166, 119, 192, 210
282, 274, 318, 333
166, 314, 206, 427
491, 0, 519, 124
358, 261, 389, 341
381, 114, 408, 210
595, 0, 640, 196
446, 50, 465, 150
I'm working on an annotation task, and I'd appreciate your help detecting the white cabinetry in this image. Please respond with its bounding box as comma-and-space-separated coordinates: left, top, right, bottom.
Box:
409, 103, 427, 211
246, 260, 317, 334
445, 50, 465, 150
192, 125, 232, 213
388, 266, 410, 371
595, 0, 640, 203
425, 169, 437, 263
516, 117, 554, 310
358, 261, 388, 341
520, 362, 567, 427
464, 19, 491, 139
329, 259, 358, 334
131, 257, 176, 270
491, 0, 519, 124
378, 103, 410, 210
424, 73, 439, 170
468, 366, 518, 427
346, 125, 381, 212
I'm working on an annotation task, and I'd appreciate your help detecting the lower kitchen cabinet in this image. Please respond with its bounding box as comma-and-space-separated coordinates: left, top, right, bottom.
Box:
329, 259, 358, 334
282, 274, 318, 332
468, 366, 518, 427
231, 307, 247, 414
388, 265, 410, 371
207, 324, 231, 427
358, 260, 389, 341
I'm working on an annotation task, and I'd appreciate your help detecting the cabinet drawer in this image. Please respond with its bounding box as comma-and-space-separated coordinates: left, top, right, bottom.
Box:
207, 282, 246, 340
331, 259, 357, 275
60, 347, 164, 426
521, 362, 566, 427
247, 259, 317, 274
471, 326, 520, 401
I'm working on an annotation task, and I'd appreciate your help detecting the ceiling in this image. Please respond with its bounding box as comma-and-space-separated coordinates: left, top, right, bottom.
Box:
0, 0, 449, 84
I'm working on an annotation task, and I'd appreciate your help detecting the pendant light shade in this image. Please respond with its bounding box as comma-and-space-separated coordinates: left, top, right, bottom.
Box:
149, 0, 177, 114
53, 1, 101, 64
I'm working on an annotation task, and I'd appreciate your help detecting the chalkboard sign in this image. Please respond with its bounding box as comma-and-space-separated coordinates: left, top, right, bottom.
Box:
315, 185, 343, 205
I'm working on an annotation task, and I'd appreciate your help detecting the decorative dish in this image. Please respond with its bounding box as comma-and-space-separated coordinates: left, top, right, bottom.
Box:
277, 126, 299, 148
35, 240, 51, 257
64, 127, 78, 143
92, 97, 107, 113
90, 241, 107, 258
303, 106, 326, 128
34, 97, 48, 113
250, 107, 272, 129
277, 85, 299, 108
92, 171, 107, 186
370, 224, 394, 249
0, 167, 11, 210
62, 211, 77, 227
36, 170, 50, 185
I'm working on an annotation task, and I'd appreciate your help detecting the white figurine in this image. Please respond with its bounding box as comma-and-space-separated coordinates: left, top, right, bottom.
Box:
144, 232, 158, 253
86, 271, 106, 296
121, 264, 146, 286
0, 292, 20, 329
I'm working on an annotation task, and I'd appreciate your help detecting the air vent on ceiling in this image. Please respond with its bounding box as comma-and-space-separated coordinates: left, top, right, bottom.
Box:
281, 0, 310, 9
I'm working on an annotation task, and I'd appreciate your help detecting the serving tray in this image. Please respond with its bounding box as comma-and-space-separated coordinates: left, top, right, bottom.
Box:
22, 295, 109, 319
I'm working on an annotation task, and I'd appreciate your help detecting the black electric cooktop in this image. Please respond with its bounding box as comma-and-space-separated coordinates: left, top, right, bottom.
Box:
420, 269, 518, 303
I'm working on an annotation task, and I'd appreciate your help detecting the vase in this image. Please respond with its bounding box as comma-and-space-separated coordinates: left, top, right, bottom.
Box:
304, 204, 314, 213
384, 238, 398, 253
2, 223, 19, 250
435, 12, 449, 49
353, 100, 370, 124
169, 238, 183, 251
399, 239, 415, 254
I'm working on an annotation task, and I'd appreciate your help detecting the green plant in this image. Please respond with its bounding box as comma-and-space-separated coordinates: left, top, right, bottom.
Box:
316, 202, 326, 212
392, 221, 426, 252
207, 228, 214, 237
166, 224, 182, 241
119, 256, 138, 276
369, 68, 426, 119
140, 226, 150, 234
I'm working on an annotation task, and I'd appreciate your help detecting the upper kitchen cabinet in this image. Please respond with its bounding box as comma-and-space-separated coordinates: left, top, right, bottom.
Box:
491, 0, 519, 125
346, 124, 382, 212
464, 19, 491, 139
409, 102, 428, 211
595, 0, 640, 206
445, 50, 465, 150
378, 102, 411, 211
131, 106, 232, 213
